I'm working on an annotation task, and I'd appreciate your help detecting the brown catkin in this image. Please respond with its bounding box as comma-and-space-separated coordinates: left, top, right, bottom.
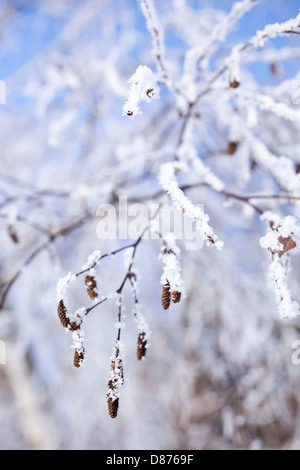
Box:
107, 379, 119, 419
107, 397, 119, 419
162, 282, 171, 310
73, 348, 84, 368
57, 300, 69, 328
172, 291, 181, 304
137, 332, 147, 360
85, 275, 98, 300
111, 358, 124, 384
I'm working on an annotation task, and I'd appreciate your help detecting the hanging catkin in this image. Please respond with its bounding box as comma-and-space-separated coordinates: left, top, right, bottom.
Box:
85, 275, 98, 299
172, 291, 181, 304
137, 332, 147, 360
73, 348, 84, 368
162, 282, 171, 310
57, 300, 69, 328
107, 379, 119, 419
106, 353, 124, 418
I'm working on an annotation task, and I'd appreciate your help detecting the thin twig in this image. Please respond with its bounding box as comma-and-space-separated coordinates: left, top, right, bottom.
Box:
85, 205, 161, 317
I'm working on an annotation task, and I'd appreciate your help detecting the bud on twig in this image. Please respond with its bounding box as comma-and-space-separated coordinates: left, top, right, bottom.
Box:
229, 79, 240, 89
8, 225, 19, 244
227, 141, 238, 156
270, 62, 279, 76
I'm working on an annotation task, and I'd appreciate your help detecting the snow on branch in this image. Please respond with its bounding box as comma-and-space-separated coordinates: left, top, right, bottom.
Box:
81, 249, 102, 273
138, 0, 170, 85
228, 13, 300, 78
224, 12, 300, 86
176, 142, 225, 192
159, 161, 223, 249
260, 212, 300, 319
252, 13, 300, 47
122, 65, 160, 119
250, 138, 300, 193
56, 272, 76, 304
241, 92, 300, 123
184, 0, 260, 77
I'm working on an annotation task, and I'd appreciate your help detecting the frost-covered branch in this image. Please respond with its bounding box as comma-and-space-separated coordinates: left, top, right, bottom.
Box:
159, 161, 223, 249
250, 138, 300, 194
138, 0, 169, 85
227, 12, 300, 83
122, 65, 160, 119
184, 0, 260, 78
260, 212, 300, 319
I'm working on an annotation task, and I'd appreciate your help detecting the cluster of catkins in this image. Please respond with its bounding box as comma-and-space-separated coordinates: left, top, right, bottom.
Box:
161, 282, 181, 310
56, 238, 183, 418
160, 239, 183, 311
57, 272, 149, 419
57, 274, 98, 367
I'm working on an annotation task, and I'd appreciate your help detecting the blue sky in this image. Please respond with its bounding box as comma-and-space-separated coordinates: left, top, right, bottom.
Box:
0, 0, 299, 81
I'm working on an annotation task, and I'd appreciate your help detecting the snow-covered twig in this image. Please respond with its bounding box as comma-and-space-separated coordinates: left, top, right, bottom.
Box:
184, 0, 260, 78
176, 142, 225, 192
241, 92, 300, 123
159, 161, 224, 249
260, 212, 300, 319
122, 65, 160, 119
227, 13, 300, 82
250, 138, 300, 194
138, 0, 169, 85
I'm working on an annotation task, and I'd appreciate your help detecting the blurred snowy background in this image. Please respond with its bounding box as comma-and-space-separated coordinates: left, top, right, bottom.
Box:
0, 0, 300, 450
